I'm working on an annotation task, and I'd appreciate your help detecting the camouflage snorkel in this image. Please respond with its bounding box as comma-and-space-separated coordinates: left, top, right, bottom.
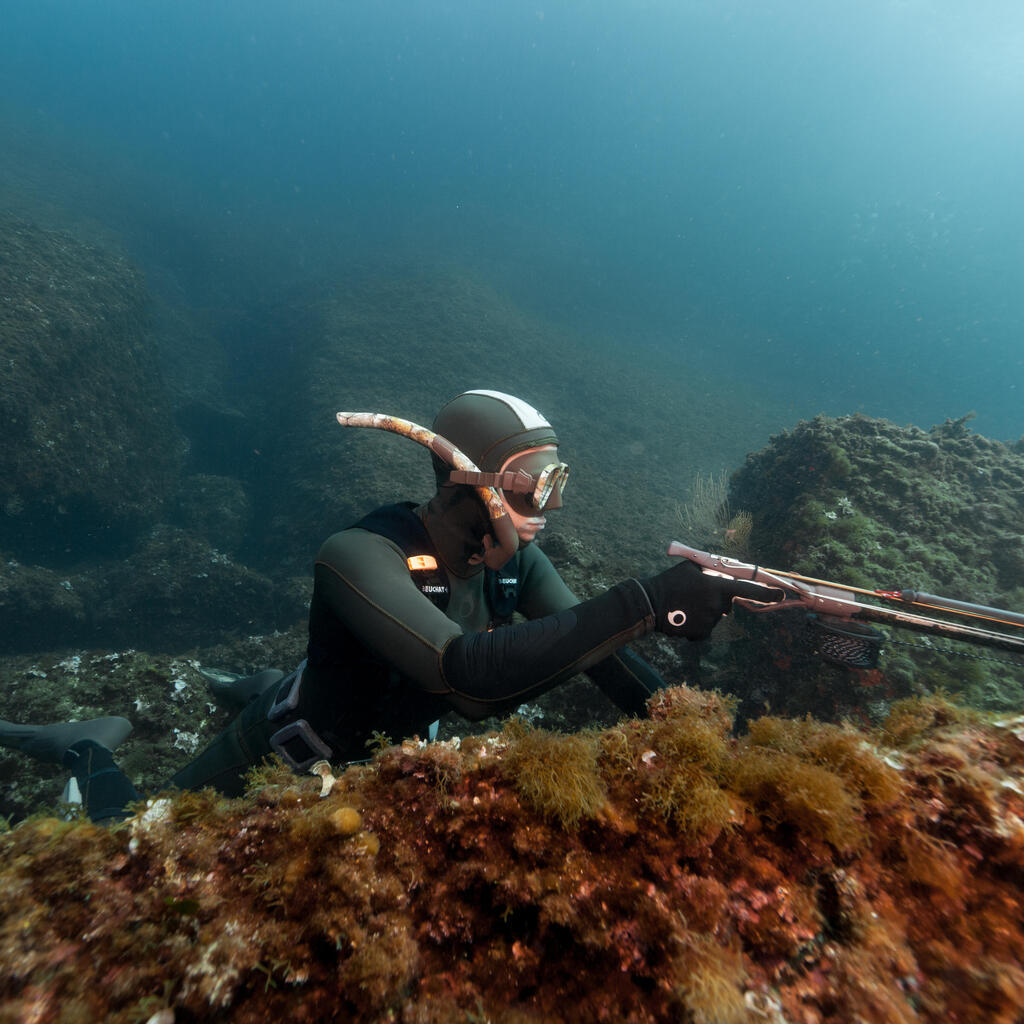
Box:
336, 411, 519, 569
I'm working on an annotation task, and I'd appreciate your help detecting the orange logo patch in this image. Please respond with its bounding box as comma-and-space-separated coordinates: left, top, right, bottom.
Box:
407, 555, 438, 571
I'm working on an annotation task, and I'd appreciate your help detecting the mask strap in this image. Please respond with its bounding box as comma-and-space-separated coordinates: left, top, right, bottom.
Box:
448, 468, 535, 494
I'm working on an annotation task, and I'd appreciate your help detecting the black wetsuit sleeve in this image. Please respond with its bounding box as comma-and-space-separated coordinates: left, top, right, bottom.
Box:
441, 578, 655, 718
514, 543, 667, 715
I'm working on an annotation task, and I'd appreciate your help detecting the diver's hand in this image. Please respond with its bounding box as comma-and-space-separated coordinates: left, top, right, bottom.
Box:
638, 560, 771, 640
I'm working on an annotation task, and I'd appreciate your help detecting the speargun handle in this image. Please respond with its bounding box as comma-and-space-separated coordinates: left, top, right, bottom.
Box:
666, 542, 861, 618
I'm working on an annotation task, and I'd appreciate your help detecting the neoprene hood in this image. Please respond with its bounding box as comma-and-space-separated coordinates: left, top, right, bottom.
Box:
431, 390, 559, 485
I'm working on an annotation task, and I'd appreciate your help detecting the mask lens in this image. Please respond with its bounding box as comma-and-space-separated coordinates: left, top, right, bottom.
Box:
532, 463, 569, 509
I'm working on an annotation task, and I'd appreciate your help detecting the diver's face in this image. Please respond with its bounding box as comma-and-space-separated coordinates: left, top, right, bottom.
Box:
498, 444, 564, 543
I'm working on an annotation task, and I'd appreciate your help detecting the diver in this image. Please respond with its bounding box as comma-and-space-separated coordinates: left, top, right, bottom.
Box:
1, 389, 768, 822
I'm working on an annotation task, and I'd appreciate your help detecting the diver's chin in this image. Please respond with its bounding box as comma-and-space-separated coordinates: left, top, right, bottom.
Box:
515, 518, 546, 544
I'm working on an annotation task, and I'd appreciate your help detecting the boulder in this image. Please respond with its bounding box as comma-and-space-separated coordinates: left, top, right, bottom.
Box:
712, 414, 1024, 721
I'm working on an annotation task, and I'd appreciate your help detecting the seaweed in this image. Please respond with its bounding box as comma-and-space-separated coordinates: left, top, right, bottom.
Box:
500, 718, 607, 829
0, 684, 1022, 1021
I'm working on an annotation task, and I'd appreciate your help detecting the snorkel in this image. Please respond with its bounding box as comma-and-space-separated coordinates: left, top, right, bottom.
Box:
336, 411, 519, 569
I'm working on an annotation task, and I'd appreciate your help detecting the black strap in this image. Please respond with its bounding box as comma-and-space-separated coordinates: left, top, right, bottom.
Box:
353, 502, 519, 622
353, 502, 453, 611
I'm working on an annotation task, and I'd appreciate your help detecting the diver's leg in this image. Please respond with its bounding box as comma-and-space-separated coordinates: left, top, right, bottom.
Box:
169, 660, 347, 797
166, 680, 284, 797
0, 718, 139, 824
63, 740, 141, 823
0, 717, 133, 761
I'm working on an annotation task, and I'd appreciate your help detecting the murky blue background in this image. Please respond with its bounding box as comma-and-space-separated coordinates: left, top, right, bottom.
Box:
2, 0, 1022, 436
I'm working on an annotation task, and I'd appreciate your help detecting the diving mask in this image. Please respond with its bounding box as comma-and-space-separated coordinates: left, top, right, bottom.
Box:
449, 453, 569, 514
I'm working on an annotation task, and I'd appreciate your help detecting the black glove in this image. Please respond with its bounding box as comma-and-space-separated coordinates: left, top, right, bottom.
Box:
639, 560, 777, 640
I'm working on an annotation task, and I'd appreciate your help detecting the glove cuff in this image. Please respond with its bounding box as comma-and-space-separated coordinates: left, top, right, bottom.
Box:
631, 577, 658, 630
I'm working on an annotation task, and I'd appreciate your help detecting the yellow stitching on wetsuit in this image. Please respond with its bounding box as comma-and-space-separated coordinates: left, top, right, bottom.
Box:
315, 558, 452, 695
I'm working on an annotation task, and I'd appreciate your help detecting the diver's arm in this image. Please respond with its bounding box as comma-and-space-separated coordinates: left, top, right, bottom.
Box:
313, 529, 465, 693
440, 580, 655, 718
516, 543, 667, 715
314, 529, 656, 719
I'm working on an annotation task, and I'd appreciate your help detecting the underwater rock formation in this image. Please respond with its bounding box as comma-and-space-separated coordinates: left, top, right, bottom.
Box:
0, 526, 299, 657
711, 414, 1024, 722
0, 213, 184, 563
1, 685, 1021, 1023
730, 413, 1024, 599
170, 474, 252, 556
0, 215, 310, 654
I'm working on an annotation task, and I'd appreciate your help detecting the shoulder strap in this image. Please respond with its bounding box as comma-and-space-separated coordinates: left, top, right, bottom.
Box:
352, 503, 451, 612
352, 503, 521, 622
484, 553, 520, 626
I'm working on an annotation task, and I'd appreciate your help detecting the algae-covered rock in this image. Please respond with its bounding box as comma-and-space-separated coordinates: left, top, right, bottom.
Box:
0, 629, 308, 821
1, 685, 1021, 1023
0, 212, 184, 562
93, 525, 293, 651
170, 474, 252, 555
0, 215, 311, 653
0, 525, 301, 656
0, 554, 94, 653
716, 414, 1024, 720
731, 412, 1024, 596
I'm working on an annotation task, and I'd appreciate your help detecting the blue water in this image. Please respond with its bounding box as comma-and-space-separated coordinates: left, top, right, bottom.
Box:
2, 0, 1022, 437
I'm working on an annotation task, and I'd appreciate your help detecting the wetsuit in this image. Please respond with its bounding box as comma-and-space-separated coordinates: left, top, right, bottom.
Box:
164, 488, 664, 799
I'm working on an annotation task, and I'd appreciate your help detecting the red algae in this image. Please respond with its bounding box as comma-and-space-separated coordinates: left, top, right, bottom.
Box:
1, 685, 1022, 1023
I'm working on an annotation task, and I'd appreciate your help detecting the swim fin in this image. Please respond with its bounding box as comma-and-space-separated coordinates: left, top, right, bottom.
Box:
199, 667, 285, 708
0, 716, 133, 765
